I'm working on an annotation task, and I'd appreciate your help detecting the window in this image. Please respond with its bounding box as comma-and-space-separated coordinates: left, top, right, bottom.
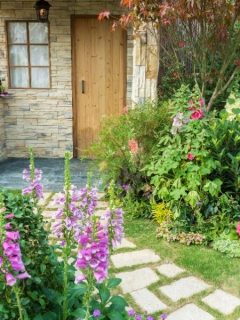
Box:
7, 21, 50, 89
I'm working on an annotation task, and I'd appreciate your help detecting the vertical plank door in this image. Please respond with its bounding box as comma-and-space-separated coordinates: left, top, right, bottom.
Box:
72, 17, 126, 157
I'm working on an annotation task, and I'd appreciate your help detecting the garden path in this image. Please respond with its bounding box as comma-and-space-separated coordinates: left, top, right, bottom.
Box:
40, 192, 240, 320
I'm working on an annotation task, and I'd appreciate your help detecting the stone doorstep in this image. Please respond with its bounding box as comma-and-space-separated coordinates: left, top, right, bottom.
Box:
156, 263, 185, 278
159, 276, 210, 302
167, 303, 215, 320
130, 288, 167, 314
202, 289, 240, 315
116, 267, 159, 294
111, 249, 161, 269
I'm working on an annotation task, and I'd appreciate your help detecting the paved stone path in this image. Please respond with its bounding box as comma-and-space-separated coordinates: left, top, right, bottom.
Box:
41, 192, 240, 320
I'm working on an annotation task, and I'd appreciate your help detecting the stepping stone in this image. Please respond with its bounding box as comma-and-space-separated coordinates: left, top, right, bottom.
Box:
116, 267, 159, 294
159, 276, 210, 302
130, 288, 167, 313
111, 249, 160, 268
202, 289, 240, 315
167, 303, 215, 320
115, 238, 137, 250
38, 192, 52, 206
157, 263, 185, 278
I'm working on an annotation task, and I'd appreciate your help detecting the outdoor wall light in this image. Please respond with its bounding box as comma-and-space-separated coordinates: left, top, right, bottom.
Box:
34, 0, 51, 22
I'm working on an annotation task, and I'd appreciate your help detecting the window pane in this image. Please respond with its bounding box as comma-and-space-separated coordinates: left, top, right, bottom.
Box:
10, 68, 29, 88
8, 22, 27, 43
29, 22, 48, 43
31, 68, 49, 88
9, 45, 28, 66
30, 45, 49, 66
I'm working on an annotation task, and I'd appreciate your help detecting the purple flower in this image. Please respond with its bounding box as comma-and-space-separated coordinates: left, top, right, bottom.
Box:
135, 315, 142, 320
127, 309, 136, 317
93, 309, 101, 318
6, 273, 16, 286
161, 314, 167, 320
105, 208, 124, 248
122, 184, 130, 191
146, 316, 154, 320
75, 222, 109, 283
6, 231, 20, 241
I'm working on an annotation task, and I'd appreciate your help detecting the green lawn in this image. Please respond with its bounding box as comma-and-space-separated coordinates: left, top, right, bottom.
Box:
124, 215, 240, 299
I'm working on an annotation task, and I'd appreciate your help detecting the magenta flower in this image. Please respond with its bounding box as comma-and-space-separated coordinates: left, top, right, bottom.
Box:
6, 231, 20, 241
191, 109, 204, 120
6, 273, 16, 286
128, 309, 136, 317
93, 309, 101, 318
187, 153, 195, 161
105, 208, 124, 248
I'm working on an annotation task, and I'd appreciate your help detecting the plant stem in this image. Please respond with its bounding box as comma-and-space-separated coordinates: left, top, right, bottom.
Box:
14, 287, 24, 320
62, 248, 69, 320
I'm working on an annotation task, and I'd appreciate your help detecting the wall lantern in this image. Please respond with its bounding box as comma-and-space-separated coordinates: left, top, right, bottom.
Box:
34, 0, 51, 22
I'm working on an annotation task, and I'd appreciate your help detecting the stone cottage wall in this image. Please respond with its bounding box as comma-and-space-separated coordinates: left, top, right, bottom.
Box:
0, 100, 6, 161
0, 0, 158, 158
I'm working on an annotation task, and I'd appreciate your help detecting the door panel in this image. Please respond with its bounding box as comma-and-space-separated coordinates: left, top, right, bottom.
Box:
72, 17, 126, 157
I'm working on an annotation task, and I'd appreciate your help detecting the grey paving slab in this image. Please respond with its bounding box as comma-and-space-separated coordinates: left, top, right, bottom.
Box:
0, 158, 102, 192
157, 263, 185, 278
130, 288, 167, 313
115, 238, 137, 250
111, 249, 160, 268
159, 276, 210, 302
116, 267, 159, 294
202, 289, 240, 315
168, 303, 215, 320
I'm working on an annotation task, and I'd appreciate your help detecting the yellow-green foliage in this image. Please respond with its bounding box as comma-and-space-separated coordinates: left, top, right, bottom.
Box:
152, 202, 173, 225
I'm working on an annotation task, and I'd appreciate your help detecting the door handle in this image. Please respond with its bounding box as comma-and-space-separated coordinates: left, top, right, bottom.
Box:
81, 80, 85, 94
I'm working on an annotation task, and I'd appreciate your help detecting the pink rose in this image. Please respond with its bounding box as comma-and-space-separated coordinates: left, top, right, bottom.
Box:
236, 222, 240, 236
128, 139, 139, 154
187, 153, 195, 161
191, 109, 204, 120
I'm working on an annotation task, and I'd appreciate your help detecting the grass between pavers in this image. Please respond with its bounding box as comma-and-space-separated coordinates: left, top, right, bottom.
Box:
123, 215, 240, 319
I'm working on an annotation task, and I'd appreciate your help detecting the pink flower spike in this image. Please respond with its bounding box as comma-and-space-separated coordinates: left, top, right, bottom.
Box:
187, 153, 195, 161
5, 223, 12, 230
191, 109, 204, 120
6, 231, 20, 241
6, 273, 16, 286
236, 222, 240, 236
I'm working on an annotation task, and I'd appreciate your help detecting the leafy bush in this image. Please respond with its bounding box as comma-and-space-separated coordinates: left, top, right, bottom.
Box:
92, 101, 171, 218
0, 190, 63, 319
144, 94, 240, 239
213, 239, 240, 258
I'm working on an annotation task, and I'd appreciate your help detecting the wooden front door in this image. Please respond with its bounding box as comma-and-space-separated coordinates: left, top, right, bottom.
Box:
72, 17, 126, 157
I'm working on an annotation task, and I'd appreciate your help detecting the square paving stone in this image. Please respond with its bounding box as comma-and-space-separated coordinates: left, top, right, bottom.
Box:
157, 263, 185, 278
116, 267, 159, 293
115, 238, 137, 250
202, 289, 240, 315
130, 288, 167, 313
111, 249, 160, 268
159, 276, 210, 302
167, 303, 215, 320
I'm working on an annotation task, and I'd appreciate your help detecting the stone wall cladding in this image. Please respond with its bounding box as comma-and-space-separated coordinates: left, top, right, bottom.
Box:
0, 100, 6, 161
0, 0, 133, 158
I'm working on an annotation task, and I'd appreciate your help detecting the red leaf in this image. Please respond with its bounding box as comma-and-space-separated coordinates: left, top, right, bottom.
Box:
98, 10, 110, 21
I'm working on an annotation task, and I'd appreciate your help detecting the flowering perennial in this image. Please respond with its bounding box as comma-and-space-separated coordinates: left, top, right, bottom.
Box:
105, 208, 124, 248
75, 221, 109, 283
22, 167, 43, 199
0, 208, 30, 286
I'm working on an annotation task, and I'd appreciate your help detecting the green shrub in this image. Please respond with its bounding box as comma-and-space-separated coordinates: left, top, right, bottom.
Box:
92, 101, 171, 218
0, 190, 63, 319
144, 100, 240, 239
